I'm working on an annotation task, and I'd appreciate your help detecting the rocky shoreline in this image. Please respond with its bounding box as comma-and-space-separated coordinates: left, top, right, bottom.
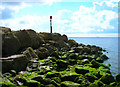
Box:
0, 26, 120, 87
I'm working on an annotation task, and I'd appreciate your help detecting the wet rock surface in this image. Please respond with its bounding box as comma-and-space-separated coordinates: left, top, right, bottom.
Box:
0, 27, 120, 87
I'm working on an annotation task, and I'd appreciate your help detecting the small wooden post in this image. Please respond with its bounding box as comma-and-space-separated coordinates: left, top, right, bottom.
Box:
50, 16, 52, 33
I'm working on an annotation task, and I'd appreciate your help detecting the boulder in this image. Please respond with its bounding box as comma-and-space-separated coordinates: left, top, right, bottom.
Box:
88, 80, 105, 87
39, 32, 60, 41
23, 47, 38, 60
115, 73, 120, 82
45, 84, 56, 87
61, 81, 81, 87
13, 30, 31, 49
100, 54, 109, 60
61, 34, 68, 42
38, 32, 51, 40
68, 59, 77, 65
75, 66, 89, 74
71, 46, 83, 53
61, 72, 80, 82
68, 40, 78, 47
0, 26, 11, 34
68, 53, 78, 59
56, 59, 68, 71
1, 54, 29, 73
51, 33, 62, 41
56, 59, 68, 68
2, 32, 20, 57
96, 57, 104, 63
81, 59, 89, 64
85, 74, 97, 83
51, 77, 61, 83
32, 76, 52, 85
100, 74, 115, 84
26, 30, 45, 48
14, 76, 27, 86
91, 59, 100, 68
31, 76, 44, 83
83, 47, 91, 54
47, 40, 70, 51
0, 82, 15, 87
35, 47, 49, 59
25, 80, 40, 87
42, 43, 58, 54
109, 82, 117, 86
46, 71, 60, 78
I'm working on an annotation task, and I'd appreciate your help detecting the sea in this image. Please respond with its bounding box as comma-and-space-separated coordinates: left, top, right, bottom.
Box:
69, 37, 119, 76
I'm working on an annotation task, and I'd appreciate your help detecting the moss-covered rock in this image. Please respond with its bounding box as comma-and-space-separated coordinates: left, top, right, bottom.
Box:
81, 59, 89, 64
32, 76, 52, 85
71, 46, 83, 53
75, 66, 89, 74
85, 73, 97, 83
90, 59, 100, 68
51, 80, 60, 87
61, 72, 80, 82
68, 59, 77, 65
115, 73, 120, 82
51, 77, 61, 83
0, 81, 16, 87
98, 66, 111, 75
75, 74, 85, 84
88, 80, 105, 87
96, 57, 104, 63
83, 46, 91, 54
109, 82, 117, 86
100, 74, 115, 85
42, 78, 52, 85
46, 71, 60, 78
60, 55, 67, 60
45, 84, 55, 87
68, 53, 78, 59
25, 80, 40, 87
61, 81, 80, 87
14, 76, 27, 86
9, 70, 16, 77
31, 75, 43, 82
56, 59, 68, 71
50, 51, 59, 58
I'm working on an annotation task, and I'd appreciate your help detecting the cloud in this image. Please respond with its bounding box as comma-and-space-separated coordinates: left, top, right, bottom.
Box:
53, 9, 72, 33
2, 2, 21, 6
93, 0, 118, 8
0, 0, 60, 20
0, 1, 118, 37
68, 5, 117, 33
0, 2, 31, 20
0, 15, 50, 32
1, 7, 15, 19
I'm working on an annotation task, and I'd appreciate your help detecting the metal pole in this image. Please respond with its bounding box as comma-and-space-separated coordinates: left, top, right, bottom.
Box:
50, 16, 52, 33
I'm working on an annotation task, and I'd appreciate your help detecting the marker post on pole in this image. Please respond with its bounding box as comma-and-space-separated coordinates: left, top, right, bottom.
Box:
50, 16, 52, 33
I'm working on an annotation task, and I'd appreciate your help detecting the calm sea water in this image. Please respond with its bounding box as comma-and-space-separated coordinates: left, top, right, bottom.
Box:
69, 37, 119, 76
